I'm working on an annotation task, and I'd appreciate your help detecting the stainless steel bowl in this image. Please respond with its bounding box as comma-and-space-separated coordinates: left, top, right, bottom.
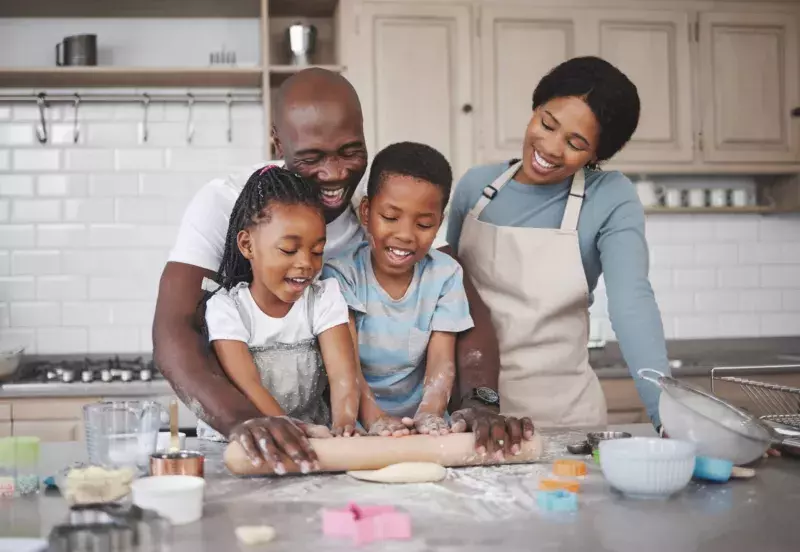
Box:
0, 347, 24, 381
587, 431, 633, 450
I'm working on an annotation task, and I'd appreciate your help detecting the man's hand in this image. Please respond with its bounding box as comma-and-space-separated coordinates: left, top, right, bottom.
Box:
450, 403, 534, 459
229, 417, 331, 475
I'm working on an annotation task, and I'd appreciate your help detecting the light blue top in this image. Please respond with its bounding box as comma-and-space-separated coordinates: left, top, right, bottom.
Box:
446, 161, 669, 426
322, 242, 474, 418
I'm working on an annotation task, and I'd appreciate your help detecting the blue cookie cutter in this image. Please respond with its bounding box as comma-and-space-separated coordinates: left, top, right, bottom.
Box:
693, 456, 733, 483
536, 489, 578, 512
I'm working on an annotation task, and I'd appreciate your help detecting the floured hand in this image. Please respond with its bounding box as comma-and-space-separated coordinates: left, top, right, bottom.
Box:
413, 412, 449, 436
368, 415, 415, 437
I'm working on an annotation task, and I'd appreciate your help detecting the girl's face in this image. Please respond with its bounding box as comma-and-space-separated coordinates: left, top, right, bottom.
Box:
360, 174, 444, 279
238, 203, 326, 306
518, 96, 601, 185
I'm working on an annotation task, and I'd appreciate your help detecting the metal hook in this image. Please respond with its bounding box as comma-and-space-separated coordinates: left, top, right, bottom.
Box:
72, 93, 81, 144
141, 93, 151, 143
186, 93, 195, 145
35, 93, 48, 144
226, 93, 233, 143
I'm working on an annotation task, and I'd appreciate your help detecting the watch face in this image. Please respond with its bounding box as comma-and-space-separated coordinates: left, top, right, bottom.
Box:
476, 387, 499, 404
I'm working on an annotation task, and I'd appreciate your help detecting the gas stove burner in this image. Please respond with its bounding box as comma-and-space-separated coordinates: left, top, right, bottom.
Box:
100, 369, 112, 382
140, 369, 152, 382
15, 356, 159, 385
81, 370, 93, 383
61, 369, 75, 383
119, 369, 133, 383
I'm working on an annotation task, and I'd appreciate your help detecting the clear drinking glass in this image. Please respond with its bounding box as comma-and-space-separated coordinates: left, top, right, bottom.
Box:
83, 401, 162, 474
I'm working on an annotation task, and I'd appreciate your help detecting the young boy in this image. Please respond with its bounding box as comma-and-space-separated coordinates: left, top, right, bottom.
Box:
322, 142, 473, 436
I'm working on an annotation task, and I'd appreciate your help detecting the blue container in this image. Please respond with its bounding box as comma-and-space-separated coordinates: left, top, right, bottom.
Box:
693, 456, 734, 482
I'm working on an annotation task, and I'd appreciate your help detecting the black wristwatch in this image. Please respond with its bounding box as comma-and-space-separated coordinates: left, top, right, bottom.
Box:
464, 387, 500, 408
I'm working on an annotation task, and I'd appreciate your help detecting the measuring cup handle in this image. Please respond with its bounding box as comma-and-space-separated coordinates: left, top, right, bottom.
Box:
638, 368, 665, 387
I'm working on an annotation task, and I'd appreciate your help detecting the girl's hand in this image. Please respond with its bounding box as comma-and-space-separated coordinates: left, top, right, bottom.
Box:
331, 421, 359, 438
413, 412, 449, 436
368, 415, 415, 437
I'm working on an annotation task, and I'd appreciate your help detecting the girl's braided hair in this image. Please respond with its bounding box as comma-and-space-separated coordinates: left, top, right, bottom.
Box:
197, 165, 323, 340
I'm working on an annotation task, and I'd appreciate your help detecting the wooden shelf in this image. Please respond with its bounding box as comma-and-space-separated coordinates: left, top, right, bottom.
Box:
0, 67, 263, 88
0, 0, 262, 17
644, 206, 790, 215
270, 0, 338, 17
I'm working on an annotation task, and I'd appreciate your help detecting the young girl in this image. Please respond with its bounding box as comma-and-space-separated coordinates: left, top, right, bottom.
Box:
322, 142, 474, 436
197, 165, 360, 443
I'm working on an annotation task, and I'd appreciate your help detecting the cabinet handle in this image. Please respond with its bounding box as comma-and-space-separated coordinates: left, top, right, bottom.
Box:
462, 104, 473, 114
792, 107, 800, 117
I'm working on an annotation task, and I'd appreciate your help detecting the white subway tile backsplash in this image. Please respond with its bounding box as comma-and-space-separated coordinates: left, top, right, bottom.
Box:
90, 277, 158, 300
49, 124, 84, 145
694, 290, 741, 313
166, 148, 263, 172
87, 224, 177, 248
718, 314, 761, 337
115, 149, 164, 171
65, 149, 115, 171
717, 266, 760, 289
63, 250, 166, 277
37, 174, 88, 196
0, 107, 10, 120
648, 268, 672, 291
139, 328, 153, 351
115, 197, 187, 223
62, 302, 113, 326
0, 303, 8, 327
0, 277, 35, 301
673, 268, 717, 289
0, 225, 35, 248
89, 327, 141, 353
87, 123, 139, 146
64, 198, 114, 222
781, 244, 800, 264
739, 243, 784, 265
0, 200, 8, 222
674, 315, 719, 338
783, 291, 800, 311
138, 123, 186, 147
0, 252, 7, 276
88, 174, 139, 197
36, 327, 88, 354
761, 313, 800, 336
0, 124, 34, 145
693, 244, 739, 267
759, 217, 799, 243
711, 217, 760, 242
0, 328, 36, 351
739, 290, 783, 313
37, 275, 87, 301
0, 175, 34, 196
650, 245, 694, 268
653, 290, 694, 314
12, 105, 62, 122
11, 199, 61, 222
37, 224, 89, 248
110, 302, 155, 325
11, 250, 60, 275
10, 302, 60, 327
0, 150, 9, 170
760, 266, 800, 289
13, 149, 60, 171
139, 173, 201, 197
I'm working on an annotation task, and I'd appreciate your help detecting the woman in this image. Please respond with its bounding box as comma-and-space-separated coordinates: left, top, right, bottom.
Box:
446, 56, 668, 429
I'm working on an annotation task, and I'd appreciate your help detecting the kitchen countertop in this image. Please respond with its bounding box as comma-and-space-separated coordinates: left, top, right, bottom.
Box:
0, 380, 175, 399
2, 424, 799, 551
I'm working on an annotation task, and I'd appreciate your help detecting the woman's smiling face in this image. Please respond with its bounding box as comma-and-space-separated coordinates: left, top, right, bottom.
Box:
517, 96, 601, 185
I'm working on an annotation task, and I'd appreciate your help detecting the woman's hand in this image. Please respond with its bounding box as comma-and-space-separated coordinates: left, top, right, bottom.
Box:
229, 416, 326, 475
413, 412, 449, 436
368, 414, 415, 437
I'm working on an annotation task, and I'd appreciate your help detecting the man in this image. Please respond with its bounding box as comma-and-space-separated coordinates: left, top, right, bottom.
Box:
153, 68, 533, 472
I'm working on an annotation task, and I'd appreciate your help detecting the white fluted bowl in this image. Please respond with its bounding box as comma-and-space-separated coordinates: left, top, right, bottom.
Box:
599, 438, 696, 499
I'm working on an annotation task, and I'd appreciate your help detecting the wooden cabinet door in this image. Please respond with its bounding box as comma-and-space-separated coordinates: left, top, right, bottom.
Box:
479, 7, 591, 164
351, 2, 474, 180
582, 10, 695, 163
0, 423, 10, 438
699, 12, 800, 162
13, 420, 84, 442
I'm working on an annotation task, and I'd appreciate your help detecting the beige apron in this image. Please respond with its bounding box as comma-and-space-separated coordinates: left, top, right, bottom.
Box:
457, 161, 607, 427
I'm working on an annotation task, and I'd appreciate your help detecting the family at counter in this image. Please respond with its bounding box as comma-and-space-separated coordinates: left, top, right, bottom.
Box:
151, 55, 671, 472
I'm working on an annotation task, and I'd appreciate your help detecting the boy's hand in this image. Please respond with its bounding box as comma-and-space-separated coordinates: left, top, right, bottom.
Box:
368, 415, 415, 437
413, 412, 449, 436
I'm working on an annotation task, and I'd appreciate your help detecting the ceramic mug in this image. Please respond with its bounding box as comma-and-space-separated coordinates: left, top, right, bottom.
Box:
709, 188, 729, 208
687, 189, 706, 208
664, 188, 683, 208
731, 189, 752, 207
636, 180, 662, 207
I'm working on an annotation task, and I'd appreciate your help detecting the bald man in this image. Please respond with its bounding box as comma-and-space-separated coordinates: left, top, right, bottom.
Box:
153, 69, 532, 472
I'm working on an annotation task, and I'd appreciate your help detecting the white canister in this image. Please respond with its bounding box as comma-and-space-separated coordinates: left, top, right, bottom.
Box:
731, 189, 752, 207
636, 180, 662, 207
687, 189, 706, 208
664, 188, 683, 208
132, 475, 205, 525
709, 188, 729, 208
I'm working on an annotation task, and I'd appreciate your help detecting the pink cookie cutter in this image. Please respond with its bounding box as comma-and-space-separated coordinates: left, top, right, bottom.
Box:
322, 503, 412, 545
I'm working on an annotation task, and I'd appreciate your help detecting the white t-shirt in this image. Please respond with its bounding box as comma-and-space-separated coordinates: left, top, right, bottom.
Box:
168, 161, 365, 271
205, 278, 349, 346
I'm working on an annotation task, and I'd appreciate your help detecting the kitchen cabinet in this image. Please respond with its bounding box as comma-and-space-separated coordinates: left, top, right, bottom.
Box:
12, 420, 84, 443
344, 1, 475, 180
0, 397, 98, 443
698, 12, 800, 163
0, 424, 10, 438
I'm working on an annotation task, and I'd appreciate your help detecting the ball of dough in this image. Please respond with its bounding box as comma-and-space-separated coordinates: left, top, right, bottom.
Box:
346, 462, 447, 483
235, 525, 276, 545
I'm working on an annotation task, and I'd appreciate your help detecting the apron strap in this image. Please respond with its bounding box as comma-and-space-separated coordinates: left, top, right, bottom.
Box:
560, 169, 586, 232
468, 161, 523, 219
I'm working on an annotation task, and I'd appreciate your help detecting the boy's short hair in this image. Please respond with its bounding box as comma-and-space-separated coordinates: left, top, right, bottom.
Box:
366, 141, 453, 211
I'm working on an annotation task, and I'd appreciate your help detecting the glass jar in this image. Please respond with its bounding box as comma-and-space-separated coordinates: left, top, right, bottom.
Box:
0, 437, 14, 498
14, 437, 40, 496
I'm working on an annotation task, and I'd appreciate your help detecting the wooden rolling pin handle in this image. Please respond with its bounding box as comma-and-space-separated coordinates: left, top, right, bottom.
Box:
223, 432, 544, 476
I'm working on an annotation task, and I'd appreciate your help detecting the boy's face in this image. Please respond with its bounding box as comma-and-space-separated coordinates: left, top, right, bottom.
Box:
360, 174, 445, 277
238, 203, 326, 305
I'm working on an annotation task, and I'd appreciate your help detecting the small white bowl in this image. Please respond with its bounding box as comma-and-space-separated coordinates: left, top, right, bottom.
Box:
599, 438, 696, 499
156, 431, 187, 452
131, 475, 205, 525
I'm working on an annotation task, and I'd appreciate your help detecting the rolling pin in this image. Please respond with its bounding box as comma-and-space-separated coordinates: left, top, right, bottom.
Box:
224, 432, 544, 476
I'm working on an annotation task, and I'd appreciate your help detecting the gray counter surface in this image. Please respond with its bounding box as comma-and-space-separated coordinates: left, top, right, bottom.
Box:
1, 424, 799, 551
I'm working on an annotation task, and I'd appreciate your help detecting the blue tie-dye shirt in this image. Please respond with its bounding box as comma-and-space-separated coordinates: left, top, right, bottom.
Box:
322, 242, 474, 417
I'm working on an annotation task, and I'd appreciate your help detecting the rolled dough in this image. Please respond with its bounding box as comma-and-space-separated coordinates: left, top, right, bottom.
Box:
235, 525, 276, 545
347, 462, 447, 483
